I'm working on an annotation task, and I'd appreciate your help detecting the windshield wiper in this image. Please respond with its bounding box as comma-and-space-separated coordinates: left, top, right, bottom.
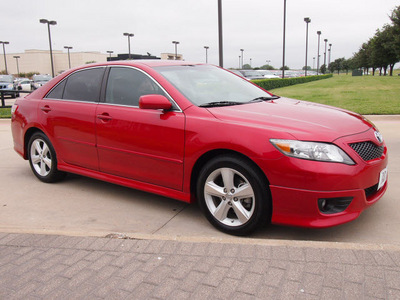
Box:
199, 101, 244, 108
249, 96, 280, 102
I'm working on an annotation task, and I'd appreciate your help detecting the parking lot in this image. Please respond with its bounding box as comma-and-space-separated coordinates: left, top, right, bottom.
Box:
1, 116, 399, 247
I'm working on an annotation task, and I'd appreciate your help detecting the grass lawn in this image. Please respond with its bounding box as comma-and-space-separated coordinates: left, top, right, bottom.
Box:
0, 107, 11, 118
271, 73, 400, 115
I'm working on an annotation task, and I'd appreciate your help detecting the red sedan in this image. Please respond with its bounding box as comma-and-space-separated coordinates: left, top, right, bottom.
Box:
11, 60, 388, 235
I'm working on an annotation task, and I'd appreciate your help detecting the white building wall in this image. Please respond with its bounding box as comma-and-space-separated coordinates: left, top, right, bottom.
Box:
1, 49, 108, 76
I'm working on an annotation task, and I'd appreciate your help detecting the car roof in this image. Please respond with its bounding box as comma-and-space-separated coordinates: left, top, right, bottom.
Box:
82, 59, 205, 69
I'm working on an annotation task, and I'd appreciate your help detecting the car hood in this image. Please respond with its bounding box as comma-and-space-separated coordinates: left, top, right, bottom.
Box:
207, 97, 373, 141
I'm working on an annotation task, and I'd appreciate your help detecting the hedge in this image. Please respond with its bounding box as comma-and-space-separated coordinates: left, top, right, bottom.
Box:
252, 74, 333, 91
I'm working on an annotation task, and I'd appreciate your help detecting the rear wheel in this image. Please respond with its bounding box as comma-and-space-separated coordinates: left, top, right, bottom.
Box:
28, 132, 66, 183
197, 155, 270, 235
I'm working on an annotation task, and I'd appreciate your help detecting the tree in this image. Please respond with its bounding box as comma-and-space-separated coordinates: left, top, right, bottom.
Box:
279, 66, 289, 70
390, 5, 400, 58
330, 58, 345, 74
302, 66, 311, 70
342, 59, 351, 75
320, 64, 326, 74
242, 64, 252, 70
260, 64, 275, 70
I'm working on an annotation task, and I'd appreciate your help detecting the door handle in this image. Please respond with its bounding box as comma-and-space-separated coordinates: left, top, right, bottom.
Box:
40, 105, 52, 113
97, 113, 112, 121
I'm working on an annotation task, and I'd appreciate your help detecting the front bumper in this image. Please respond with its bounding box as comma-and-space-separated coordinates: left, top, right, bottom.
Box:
257, 127, 388, 228
270, 180, 387, 227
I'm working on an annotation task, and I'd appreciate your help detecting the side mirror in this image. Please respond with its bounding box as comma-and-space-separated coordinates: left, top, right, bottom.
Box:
139, 94, 172, 110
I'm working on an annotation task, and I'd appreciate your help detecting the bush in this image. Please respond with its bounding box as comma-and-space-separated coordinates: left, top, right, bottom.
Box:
252, 74, 333, 91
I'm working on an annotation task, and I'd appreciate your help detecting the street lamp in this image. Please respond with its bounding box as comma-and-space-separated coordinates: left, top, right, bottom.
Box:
107, 50, 113, 61
13, 56, 20, 76
323, 38, 328, 68
304, 17, 311, 76
240, 49, 244, 69
0, 41, 10, 74
123, 33, 134, 59
64, 46, 72, 69
172, 41, 180, 60
282, 0, 287, 78
204, 46, 209, 63
328, 43, 332, 67
40, 19, 57, 77
218, 0, 223, 67
238, 56, 241, 69
317, 31, 321, 75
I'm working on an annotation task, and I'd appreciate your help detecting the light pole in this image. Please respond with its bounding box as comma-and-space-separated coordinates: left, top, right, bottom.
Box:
304, 17, 311, 76
240, 49, 244, 69
218, 0, 223, 67
0, 41, 9, 74
40, 19, 57, 77
317, 31, 321, 75
123, 33, 134, 59
282, 0, 287, 78
313, 57, 315, 70
64, 46, 72, 69
107, 50, 113, 61
238, 56, 241, 69
250, 58, 252, 68
328, 43, 332, 67
172, 41, 180, 60
323, 38, 328, 69
204, 46, 209, 63
13, 56, 20, 76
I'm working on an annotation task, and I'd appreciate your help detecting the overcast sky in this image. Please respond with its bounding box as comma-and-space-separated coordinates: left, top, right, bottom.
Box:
1, 0, 399, 69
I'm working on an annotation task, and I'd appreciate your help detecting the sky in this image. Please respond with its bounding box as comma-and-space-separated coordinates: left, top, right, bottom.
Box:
1, 0, 399, 69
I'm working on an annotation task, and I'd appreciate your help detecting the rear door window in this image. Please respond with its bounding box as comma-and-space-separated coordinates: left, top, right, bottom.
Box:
62, 68, 105, 102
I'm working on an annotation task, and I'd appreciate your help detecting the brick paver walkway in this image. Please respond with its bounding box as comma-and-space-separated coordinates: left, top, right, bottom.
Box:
1, 232, 400, 299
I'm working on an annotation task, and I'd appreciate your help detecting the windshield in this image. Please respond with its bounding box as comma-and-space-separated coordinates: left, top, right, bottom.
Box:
154, 65, 273, 107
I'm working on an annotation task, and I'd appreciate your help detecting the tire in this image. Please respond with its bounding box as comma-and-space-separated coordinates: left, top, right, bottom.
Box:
28, 132, 66, 183
196, 155, 271, 236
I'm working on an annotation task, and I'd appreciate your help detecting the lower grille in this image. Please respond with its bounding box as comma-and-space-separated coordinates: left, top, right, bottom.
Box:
365, 183, 379, 199
349, 141, 384, 161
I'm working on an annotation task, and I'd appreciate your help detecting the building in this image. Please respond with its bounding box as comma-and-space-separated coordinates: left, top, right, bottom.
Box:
161, 53, 183, 60
1, 49, 183, 77
1, 49, 108, 76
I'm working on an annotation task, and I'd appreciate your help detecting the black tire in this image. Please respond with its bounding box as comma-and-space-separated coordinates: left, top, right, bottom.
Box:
196, 154, 271, 236
28, 132, 66, 183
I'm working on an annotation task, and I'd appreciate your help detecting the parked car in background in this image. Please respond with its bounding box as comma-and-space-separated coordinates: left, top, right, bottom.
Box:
257, 70, 280, 79
14, 78, 32, 91
11, 60, 388, 235
31, 74, 52, 90
237, 70, 266, 80
0, 74, 17, 98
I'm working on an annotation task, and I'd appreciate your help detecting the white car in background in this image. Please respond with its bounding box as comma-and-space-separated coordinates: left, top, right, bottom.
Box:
14, 78, 32, 91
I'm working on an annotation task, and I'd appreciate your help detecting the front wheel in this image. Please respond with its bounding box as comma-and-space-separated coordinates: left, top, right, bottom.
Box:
28, 132, 66, 183
196, 155, 271, 236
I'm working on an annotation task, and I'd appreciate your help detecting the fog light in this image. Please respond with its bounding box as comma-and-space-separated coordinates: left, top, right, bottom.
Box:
318, 197, 353, 214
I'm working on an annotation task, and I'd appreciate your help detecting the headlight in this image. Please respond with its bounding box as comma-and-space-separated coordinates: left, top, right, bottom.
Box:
7, 84, 13, 89
270, 139, 355, 165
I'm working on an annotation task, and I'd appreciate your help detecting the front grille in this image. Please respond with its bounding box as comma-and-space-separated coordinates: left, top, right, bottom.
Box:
365, 183, 379, 199
349, 141, 384, 161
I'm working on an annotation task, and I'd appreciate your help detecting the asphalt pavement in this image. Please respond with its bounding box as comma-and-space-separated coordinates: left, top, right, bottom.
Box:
1, 115, 400, 299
